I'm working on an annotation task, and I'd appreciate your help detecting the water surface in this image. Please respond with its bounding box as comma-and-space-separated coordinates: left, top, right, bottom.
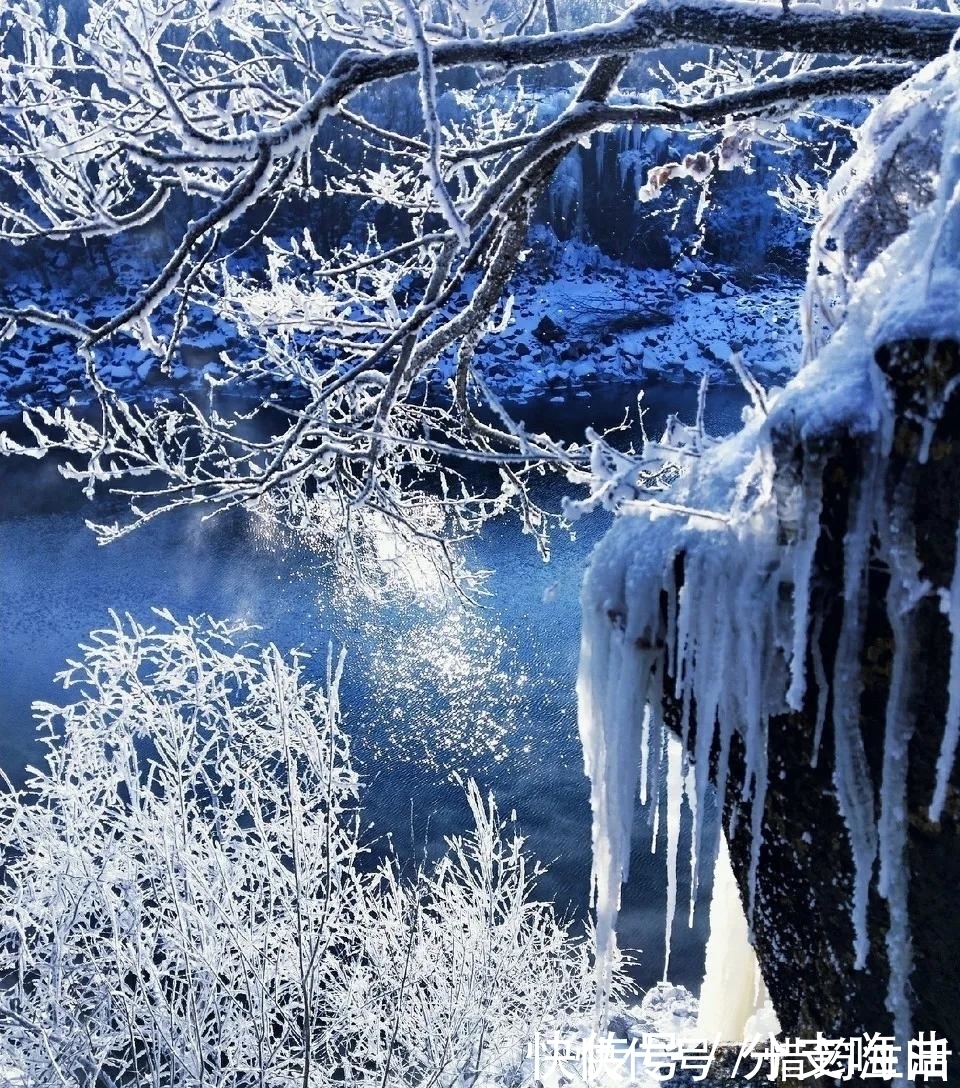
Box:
0, 379, 748, 991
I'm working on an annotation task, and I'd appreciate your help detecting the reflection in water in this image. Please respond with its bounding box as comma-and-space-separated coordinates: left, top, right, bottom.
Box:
364, 609, 524, 767
0, 381, 748, 991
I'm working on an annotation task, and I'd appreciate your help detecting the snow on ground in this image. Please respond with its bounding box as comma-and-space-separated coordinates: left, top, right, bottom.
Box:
0, 236, 802, 419
431, 238, 801, 403
460, 239, 802, 401
521, 978, 771, 1088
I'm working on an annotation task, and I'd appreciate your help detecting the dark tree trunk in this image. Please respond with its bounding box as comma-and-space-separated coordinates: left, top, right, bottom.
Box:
626, 341, 957, 1088
663, 339, 960, 1068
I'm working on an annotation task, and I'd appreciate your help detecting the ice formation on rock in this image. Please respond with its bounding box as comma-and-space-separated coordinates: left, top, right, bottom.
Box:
577, 408, 782, 1022
578, 54, 960, 1059
697, 837, 779, 1042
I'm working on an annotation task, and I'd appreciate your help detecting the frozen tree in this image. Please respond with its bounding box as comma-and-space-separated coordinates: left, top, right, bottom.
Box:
0, 611, 612, 1087
1, 0, 958, 590
578, 43, 960, 1068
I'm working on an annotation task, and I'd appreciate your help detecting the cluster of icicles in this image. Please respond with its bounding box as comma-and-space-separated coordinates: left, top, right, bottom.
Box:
576, 432, 786, 1025
576, 52, 960, 1060
575, 418, 938, 1052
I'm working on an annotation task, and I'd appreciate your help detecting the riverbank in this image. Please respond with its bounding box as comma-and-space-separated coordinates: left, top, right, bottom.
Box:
0, 240, 803, 419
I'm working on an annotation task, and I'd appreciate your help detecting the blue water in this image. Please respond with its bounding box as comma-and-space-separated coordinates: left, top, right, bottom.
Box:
0, 380, 747, 992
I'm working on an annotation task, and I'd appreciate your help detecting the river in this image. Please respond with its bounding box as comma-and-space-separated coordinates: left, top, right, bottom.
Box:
0, 378, 748, 994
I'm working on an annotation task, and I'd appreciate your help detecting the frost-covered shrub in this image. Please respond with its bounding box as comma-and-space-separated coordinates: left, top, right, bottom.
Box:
0, 612, 608, 1088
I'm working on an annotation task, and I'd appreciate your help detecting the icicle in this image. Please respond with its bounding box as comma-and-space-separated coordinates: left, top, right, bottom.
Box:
740, 549, 773, 928
830, 454, 882, 969
646, 654, 668, 831
674, 571, 696, 753
875, 496, 924, 1078
745, 766, 767, 934
930, 513, 960, 821
664, 557, 679, 680
786, 470, 824, 712
650, 726, 663, 851
696, 717, 731, 931
578, 561, 663, 1020
578, 605, 628, 1014
688, 549, 722, 909
877, 604, 914, 1082
638, 705, 651, 807
662, 735, 683, 981
551, 152, 583, 227
684, 757, 699, 928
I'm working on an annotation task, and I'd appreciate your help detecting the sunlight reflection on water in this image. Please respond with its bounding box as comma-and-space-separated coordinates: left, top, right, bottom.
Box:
0, 379, 748, 990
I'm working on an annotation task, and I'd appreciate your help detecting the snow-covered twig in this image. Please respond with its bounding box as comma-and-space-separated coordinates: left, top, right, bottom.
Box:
400, 0, 472, 248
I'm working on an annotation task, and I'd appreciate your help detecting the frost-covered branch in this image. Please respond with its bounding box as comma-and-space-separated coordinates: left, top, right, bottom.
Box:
400, 0, 472, 247
2, 0, 957, 589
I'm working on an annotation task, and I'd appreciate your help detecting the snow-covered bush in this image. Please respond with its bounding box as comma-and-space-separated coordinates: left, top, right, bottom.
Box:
0, 612, 609, 1088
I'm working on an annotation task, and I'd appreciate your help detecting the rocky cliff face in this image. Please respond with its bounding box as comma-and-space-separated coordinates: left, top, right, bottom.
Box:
718, 336, 960, 1048
579, 321, 960, 1088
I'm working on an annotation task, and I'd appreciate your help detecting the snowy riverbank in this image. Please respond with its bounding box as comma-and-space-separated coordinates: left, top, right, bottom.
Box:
0, 238, 803, 420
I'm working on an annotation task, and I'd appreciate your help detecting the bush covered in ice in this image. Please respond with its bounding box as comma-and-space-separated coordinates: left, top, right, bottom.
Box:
0, 612, 621, 1088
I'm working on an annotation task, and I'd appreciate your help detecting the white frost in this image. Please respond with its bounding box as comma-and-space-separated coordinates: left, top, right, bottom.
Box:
579, 52, 960, 1048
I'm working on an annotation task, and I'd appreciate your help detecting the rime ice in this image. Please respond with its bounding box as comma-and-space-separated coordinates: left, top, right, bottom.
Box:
578, 54, 960, 1065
